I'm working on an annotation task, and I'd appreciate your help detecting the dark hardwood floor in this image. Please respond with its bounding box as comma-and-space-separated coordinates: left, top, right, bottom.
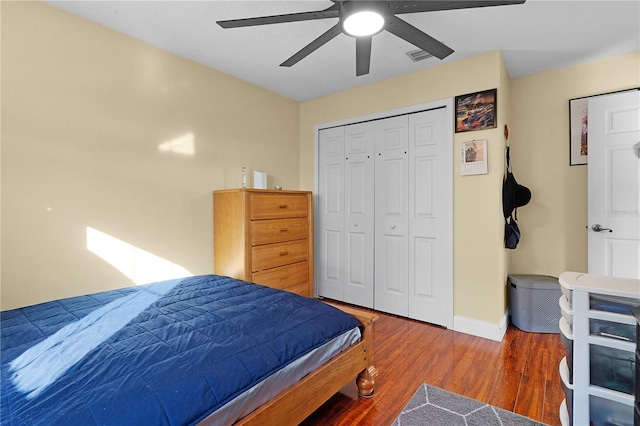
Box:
302, 302, 565, 426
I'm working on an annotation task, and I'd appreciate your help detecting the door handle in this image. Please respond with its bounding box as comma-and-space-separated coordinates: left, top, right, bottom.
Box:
591, 224, 613, 233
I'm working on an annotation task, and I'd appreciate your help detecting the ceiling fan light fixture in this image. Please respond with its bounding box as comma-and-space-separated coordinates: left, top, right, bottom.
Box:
342, 11, 384, 37
340, 1, 388, 37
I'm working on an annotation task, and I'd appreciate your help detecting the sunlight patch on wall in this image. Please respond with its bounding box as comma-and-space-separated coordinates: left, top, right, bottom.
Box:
158, 132, 195, 155
86, 227, 192, 285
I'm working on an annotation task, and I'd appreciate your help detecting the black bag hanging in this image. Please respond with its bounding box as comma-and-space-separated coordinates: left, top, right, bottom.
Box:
502, 128, 531, 249
502, 146, 531, 220
505, 216, 521, 249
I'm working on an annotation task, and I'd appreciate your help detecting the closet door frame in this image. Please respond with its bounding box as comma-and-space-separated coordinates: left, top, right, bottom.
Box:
313, 98, 454, 329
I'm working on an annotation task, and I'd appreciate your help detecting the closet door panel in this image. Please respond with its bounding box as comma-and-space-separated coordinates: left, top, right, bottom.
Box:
317, 127, 345, 300
411, 154, 436, 304
374, 116, 409, 317
380, 234, 405, 294
413, 237, 434, 297
346, 232, 368, 297
323, 229, 342, 283
344, 123, 375, 307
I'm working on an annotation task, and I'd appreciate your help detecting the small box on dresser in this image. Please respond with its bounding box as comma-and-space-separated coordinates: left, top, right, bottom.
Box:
213, 189, 314, 297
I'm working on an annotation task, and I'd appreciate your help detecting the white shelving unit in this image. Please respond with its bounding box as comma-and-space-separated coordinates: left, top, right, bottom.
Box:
558, 271, 640, 426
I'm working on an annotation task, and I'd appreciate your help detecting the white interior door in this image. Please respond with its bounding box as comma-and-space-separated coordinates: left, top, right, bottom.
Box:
588, 90, 640, 279
317, 126, 345, 299
374, 115, 409, 316
408, 108, 453, 327
344, 123, 375, 307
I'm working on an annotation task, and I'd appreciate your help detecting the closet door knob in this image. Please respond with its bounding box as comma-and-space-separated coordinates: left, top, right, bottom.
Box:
390, 224, 396, 230
354, 223, 359, 227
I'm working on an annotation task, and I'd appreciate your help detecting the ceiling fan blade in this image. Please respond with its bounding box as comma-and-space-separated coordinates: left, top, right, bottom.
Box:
389, 0, 525, 15
385, 16, 453, 60
217, 4, 339, 29
280, 23, 342, 68
356, 36, 373, 76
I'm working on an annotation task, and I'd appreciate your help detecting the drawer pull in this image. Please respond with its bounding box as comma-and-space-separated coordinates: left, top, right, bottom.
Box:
279, 275, 289, 280
279, 228, 289, 232
279, 251, 289, 256
279, 204, 288, 209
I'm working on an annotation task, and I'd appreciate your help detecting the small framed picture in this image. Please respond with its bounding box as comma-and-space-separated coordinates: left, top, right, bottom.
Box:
455, 89, 497, 133
460, 139, 488, 176
568, 96, 589, 166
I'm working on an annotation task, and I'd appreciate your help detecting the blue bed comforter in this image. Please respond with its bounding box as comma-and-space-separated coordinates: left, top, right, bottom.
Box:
0, 275, 359, 425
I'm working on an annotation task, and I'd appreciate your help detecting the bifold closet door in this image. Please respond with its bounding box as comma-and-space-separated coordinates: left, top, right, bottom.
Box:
343, 123, 375, 308
317, 102, 452, 327
317, 126, 345, 301
317, 124, 375, 307
374, 115, 409, 317
407, 108, 453, 327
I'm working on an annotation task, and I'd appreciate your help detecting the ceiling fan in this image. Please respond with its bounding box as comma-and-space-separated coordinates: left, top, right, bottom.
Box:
217, 0, 526, 76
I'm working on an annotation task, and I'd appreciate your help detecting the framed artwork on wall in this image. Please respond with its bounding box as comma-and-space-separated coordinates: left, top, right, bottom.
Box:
455, 89, 497, 133
569, 87, 639, 166
569, 96, 590, 166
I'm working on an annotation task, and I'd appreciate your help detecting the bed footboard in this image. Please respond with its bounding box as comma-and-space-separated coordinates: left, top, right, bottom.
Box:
329, 303, 379, 397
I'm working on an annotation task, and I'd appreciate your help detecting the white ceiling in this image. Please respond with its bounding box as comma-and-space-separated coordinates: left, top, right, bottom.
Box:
46, 0, 640, 102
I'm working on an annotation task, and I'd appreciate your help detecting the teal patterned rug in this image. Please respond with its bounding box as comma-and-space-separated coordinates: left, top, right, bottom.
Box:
392, 383, 548, 426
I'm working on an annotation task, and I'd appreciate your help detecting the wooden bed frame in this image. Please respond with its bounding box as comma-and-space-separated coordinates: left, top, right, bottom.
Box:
234, 303, 378, 425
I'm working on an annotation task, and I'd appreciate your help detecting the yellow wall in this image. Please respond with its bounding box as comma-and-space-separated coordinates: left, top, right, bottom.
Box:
300, 51, 510, 324
509, 52, 640, 277
2, 2, 638, 329
1, 2, 300, 309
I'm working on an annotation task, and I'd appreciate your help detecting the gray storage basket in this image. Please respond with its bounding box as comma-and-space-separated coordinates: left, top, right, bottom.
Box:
509, 274, 562, 333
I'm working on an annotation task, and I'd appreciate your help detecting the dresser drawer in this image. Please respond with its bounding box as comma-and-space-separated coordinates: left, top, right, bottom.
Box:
284, 282, 311, 297
252, 261, 308, 290
251, 218, 309, 245
251, 240, 308, 272
249, 193, 309, 219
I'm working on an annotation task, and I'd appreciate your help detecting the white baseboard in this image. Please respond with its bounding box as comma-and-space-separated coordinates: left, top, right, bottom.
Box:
453, 309, 509, 342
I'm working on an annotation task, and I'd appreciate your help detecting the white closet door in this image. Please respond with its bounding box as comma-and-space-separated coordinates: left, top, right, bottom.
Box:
408, 108, 453, 328
317, 127, 345, 300
374, 115, 409, 316
344, 123, 375, 307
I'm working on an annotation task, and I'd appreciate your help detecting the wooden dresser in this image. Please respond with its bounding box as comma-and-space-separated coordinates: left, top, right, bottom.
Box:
213, 189, 314, 297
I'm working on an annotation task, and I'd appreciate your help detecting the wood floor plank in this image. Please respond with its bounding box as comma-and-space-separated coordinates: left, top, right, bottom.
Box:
302, 303, 564, 426
543, 333, 567, 424
515, 335, 549, 419
486, 326, 530, 411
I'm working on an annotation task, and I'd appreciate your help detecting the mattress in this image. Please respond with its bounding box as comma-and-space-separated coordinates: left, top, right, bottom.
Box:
0, 275, 361, 425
